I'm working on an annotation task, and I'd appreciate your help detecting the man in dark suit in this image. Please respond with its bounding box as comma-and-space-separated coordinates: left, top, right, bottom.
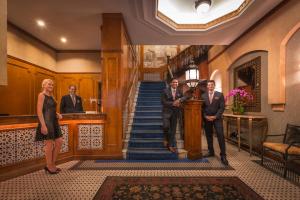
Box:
161, 78, 187, 153
201, 80, 228, 165
60, 85, 84, 113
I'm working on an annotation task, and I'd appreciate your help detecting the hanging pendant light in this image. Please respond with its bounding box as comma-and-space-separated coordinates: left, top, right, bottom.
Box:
195, 0, 212, 14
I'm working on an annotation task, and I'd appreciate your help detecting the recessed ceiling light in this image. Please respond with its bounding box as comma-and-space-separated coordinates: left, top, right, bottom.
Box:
60, 37, 67, 43
36, 19, 45, 27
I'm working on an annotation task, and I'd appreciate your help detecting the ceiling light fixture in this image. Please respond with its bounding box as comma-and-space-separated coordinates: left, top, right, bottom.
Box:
60, 37, 67, 43
36, 19, 45, 27
195, 0, 212, 14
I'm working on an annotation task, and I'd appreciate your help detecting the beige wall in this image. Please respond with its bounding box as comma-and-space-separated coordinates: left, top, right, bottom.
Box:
56, 52, 101, 73
7, 24, 101, 73
7, 24, 56, 71
208, 1, 300, 106
0, 0, 7, 85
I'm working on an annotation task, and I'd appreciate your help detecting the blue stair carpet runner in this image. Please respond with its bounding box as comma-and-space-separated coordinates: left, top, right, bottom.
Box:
126, 81, 178, 160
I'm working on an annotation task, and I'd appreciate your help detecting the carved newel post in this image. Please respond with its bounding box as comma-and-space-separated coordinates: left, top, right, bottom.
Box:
183, 100, 203, 160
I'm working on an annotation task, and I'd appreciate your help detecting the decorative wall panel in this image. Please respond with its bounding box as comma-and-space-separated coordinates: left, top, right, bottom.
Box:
78, 124, 103, 150
60, 125, 69, 153
0, 125, 69, 167
0, 130, 16, 166
16, 128, 36, 162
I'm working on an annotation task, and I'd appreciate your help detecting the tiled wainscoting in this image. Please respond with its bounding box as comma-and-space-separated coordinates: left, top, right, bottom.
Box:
0, 125, 69, 167
0, 114, 106, 180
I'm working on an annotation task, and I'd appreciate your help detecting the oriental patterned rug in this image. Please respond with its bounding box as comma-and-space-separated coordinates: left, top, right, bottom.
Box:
93, 176, 264, 200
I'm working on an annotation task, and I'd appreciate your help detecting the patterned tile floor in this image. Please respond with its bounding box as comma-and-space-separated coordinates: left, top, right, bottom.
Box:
0, 136, 300, 200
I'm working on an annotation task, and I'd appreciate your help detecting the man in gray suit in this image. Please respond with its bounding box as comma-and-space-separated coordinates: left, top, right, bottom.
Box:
201, 80, 228, 165
161, 78, 187, 153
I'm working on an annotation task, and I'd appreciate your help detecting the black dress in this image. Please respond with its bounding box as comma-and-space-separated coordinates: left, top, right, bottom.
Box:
35, 94, 63, 141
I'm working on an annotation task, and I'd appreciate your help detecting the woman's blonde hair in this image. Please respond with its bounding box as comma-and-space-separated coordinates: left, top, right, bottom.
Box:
41, 79, 54, 89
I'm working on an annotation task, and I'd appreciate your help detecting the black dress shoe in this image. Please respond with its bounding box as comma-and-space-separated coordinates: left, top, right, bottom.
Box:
44, 167, 59, 174
221, 157, 229, 166
203, 152, 215, 158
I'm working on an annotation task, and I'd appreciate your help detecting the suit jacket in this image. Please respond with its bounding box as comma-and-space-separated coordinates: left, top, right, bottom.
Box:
60, 94, 84, 113
161, 87, 187, 118
201, 91, 225, 120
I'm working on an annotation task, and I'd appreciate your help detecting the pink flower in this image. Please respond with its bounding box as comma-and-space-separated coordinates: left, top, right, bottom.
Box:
225, 88, 253, 105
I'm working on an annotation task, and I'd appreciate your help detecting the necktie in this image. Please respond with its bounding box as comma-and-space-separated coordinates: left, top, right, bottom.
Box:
72, 95, 76, 106
209, 92, 213, 104
172, 89, 176, 100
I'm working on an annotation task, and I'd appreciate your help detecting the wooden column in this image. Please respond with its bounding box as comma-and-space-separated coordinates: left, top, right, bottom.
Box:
101, 13, 123, 157
0, 0, 7, 85
199, 60, 209, 80
183, 100, 203, 160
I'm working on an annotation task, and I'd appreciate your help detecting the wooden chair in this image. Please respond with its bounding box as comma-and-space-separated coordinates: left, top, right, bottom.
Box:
261, 124, 300, 178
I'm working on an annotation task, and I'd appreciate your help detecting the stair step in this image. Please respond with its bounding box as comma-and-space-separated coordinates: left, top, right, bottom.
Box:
137, 97, 161, 101
139, 85, 164, 88
138, 94, 161, 97
131, 130, 164, 134
131, 134, 164, 139
135, 100, 161, 104
135, 106, 162, 111
133, 122, 162, 125
137, 102, 162, 106
128, 139, 165, 148
135, 110, 162, 112
133, 116, 162, 119
133, 118, 163, 123
135, 111, 162, 116
138, 90, 163, 93
131, 131, 164, 139
127, 149, 178, 160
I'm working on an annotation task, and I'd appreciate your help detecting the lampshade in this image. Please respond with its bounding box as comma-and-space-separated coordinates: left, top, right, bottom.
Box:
195, 0, 211, 14
185, 60, 200, 88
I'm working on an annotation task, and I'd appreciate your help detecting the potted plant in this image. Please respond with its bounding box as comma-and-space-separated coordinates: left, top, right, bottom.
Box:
225, 88, 253, 115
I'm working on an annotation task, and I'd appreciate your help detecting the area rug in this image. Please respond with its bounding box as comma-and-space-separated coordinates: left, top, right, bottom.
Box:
71, 158, 234, 170
93, 176, 264, 200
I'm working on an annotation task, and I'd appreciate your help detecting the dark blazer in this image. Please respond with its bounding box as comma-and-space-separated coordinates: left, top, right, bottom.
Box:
201, 91, 225, 120
161, 87, 187, 118
60, 95, 84, 113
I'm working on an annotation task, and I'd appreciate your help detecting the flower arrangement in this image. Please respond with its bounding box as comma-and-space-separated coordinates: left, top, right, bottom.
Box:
225, 88, 253, 114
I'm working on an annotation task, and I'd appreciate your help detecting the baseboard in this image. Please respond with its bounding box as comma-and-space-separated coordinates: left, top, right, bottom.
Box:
0, 156, 73, 182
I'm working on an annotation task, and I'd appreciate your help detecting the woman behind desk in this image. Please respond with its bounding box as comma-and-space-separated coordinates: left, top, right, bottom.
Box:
36, 79, 63, 174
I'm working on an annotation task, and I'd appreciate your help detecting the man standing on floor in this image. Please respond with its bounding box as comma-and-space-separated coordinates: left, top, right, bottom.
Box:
201, 80, 228, 165
161, 78, 187, 153
60, 85, 84, 114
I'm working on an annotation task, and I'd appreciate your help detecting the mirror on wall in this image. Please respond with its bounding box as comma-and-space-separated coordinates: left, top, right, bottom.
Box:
234, 56, 261, 112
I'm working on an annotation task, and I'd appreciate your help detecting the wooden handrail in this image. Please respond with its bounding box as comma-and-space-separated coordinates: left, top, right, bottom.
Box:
166, 45, 210, 81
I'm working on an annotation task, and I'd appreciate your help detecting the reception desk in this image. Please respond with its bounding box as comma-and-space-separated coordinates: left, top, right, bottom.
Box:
0, 113, 121, 181
223, 114, 268, 156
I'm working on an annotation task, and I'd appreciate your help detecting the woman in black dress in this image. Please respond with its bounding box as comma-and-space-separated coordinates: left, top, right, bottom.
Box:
36, 79, 63, 174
